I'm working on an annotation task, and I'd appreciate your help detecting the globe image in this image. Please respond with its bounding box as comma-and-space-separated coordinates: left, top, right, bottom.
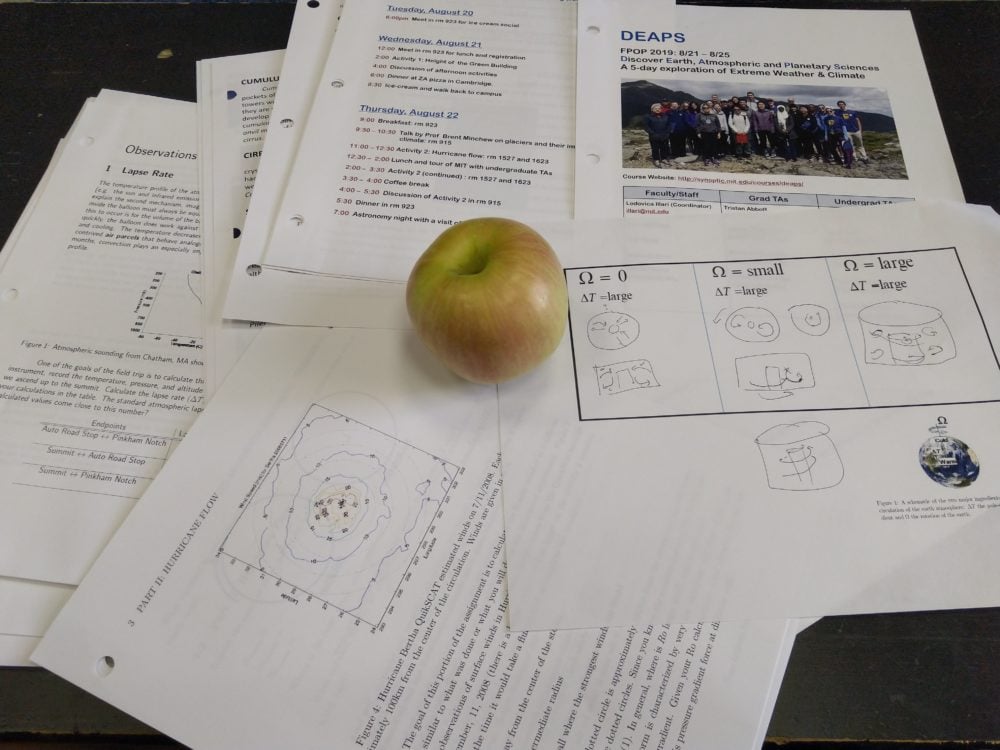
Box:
919, 436, 980, 488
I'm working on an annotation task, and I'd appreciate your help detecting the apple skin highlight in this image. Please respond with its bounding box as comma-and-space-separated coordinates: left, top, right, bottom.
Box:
406, 217, 568, 384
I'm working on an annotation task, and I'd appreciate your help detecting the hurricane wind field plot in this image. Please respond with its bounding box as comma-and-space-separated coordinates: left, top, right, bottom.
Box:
219, 404, 459, 626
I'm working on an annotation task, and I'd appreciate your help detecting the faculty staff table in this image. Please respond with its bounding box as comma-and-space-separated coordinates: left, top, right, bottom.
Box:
622, 186, 912, 216
0, 1, 998, 748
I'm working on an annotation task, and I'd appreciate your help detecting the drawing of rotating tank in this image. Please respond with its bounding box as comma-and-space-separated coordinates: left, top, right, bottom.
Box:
755, 421, 844, 491
736, 352, 815, 400
720, 306, 780, 343
587, 310, 640, 350
859, 301, 956, 366
594, 359, 660, 395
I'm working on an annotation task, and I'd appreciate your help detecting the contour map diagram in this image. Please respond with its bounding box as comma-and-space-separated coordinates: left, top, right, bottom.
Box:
220, 404, 460, 626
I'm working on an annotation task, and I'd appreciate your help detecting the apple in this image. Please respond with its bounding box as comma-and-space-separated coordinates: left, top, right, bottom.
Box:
406, 217, 568, 384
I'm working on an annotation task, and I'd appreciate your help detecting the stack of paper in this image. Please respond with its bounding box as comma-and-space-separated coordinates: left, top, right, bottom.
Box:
1, 1, 996, 748
0, 90, 205, 659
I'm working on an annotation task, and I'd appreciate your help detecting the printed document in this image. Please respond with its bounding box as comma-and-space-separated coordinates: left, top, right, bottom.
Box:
223, 0, 576, 326
197, 50, 284, 397
575, 1, 963, 218
0, 138, 75, 665
499, 201, 1000, 629
213, 0, 347, 358
35, 326, 792, 750
0, 90, 205, 585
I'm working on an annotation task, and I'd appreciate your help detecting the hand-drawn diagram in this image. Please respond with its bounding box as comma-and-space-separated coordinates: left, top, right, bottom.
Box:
131, 269, 203, 348
755, 421, 844, 490
721, 306, 780, 342
736, 353, 815, 399
595, 359, 660, 395
859, 301, 956, 365
218, 404, 460, 627
789, 304, 831, 336
587, 310, 640, 350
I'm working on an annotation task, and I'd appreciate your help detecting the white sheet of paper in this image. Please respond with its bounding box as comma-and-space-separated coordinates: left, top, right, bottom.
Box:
201, 0, 346, 388
223, 0, 576, 326
222, 0, 390, 331
575, 1, 964, 218
35, 326, 791, 750
197, 50, 284, 398
0, 576, 71, 665
746, 616, 817, 746
0, 635, 41, 667
499, 201, 1000, 630
0, 90, 205, 584
0, 573, 70, 666
0, 136, 78, 665
751, 618, 800, 748
0, 577, 72, 638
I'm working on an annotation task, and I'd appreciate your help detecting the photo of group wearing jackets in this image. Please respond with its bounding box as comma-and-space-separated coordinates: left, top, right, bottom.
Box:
622, 80, 900, 177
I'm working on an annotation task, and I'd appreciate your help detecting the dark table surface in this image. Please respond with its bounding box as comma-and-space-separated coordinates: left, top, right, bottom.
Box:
1, 1, 998, 748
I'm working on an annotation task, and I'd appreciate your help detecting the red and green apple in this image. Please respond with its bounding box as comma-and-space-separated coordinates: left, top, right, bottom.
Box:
406, 217, 568, 384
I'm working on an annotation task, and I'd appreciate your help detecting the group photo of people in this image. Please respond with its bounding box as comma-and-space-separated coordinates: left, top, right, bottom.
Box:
621, 80, 907, 178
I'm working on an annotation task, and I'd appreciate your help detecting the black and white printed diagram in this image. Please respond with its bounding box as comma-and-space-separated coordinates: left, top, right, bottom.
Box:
219, 404, 460, 627
131, 269, 203, 348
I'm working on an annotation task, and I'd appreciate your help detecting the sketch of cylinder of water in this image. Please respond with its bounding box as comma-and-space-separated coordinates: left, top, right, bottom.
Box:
755, 421, 844, 491
859, 300, 956, 366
